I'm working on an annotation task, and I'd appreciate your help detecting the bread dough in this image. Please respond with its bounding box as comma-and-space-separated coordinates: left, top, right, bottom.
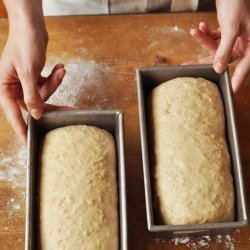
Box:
39, 125, 118, 250
149, 77, 235, 225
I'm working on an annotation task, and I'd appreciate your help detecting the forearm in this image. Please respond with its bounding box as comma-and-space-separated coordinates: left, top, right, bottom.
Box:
3, 0, 46, 32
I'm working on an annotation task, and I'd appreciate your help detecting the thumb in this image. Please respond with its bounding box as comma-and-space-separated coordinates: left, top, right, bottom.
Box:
214, 26, 238, 73
20, 74, 43, 120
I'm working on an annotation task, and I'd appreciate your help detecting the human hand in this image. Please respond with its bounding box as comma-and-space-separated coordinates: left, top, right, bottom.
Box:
183, 0, 250, 93
0, 25, 67, 144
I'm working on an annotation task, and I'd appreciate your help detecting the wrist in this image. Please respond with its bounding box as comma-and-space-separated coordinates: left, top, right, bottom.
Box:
4, 0, 46, 31
4, 0, 47, 43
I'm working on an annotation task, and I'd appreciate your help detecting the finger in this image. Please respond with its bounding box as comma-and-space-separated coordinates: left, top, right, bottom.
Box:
39, 67, 66, 101
51, 63, 64, 73
38, 64, 65, 85
38, 76, 47, 86
231, 54, 250, 93
190, 28, 218, 54
43, 103, 74, 111
183, 53, 237, 67
0, 96, 27, 144
19, 73, 43, 120
17, 91, 72, 112
182, 55, 214, 65
198, 22, 221, 40
214, 25, 239, 73
17, 100, 26, 111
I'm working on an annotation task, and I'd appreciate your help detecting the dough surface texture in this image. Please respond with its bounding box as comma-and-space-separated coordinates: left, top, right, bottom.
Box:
39, 125, 118, 250
150, 77, 235, 225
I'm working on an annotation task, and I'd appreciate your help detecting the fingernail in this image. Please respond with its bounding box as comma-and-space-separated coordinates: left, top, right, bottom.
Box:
31, 108, 42, 120
214, 62, 225, 73
58, 63, 64, 68
58, 70, 66, 81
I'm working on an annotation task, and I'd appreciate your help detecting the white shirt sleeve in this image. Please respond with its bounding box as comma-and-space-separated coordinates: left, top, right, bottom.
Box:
43, 0, 109, 16
42, 0, 200, 16
171, 0, 199, 11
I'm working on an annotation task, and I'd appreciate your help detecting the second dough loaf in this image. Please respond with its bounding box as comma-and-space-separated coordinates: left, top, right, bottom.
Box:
150, 77, 235, 225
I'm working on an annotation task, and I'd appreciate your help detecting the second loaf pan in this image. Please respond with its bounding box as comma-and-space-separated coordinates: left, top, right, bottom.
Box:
25, 110, 127, 250
137, 65, 248, 237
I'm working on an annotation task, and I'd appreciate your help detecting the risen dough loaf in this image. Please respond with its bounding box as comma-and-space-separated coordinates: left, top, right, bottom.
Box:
39, 125, 118, 250
150, 77, 235, 225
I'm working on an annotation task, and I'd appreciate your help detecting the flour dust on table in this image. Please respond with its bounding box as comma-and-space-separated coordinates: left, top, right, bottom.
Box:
0, 146, 26, 187
155, 230, 241, 249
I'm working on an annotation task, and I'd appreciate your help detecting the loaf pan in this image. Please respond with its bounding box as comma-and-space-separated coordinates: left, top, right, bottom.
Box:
25, 110, 127, 250
137, 65, 248, 237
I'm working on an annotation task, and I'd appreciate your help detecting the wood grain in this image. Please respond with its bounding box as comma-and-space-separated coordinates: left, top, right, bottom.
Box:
0, 13, 249, 250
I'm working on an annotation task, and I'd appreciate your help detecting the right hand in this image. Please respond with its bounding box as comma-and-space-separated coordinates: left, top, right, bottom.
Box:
0, 21, 66, 144
183, 0, 250, 93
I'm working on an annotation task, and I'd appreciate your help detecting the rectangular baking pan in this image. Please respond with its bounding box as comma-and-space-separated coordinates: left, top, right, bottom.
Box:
137, 64, 248, 237
25, 110, 127, 250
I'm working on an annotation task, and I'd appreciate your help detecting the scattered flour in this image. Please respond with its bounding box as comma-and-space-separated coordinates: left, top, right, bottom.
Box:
196, 48, 209, 59
146, 25, 186, 52
0, 146, 26, 187
167, 25, 185, 33
7, 198, 21, 211
152, 25, 186, 35
155, 232, 240, 249
147, 40, 160, 50
173, 235, 211, 249
0, 143, 25, 237
175, 236, 190, 245
216, 234, 223, 243
42, 57, 110, 108
5, 197, 22, 220
225, 234, 235, 250
42, 55, 131, 109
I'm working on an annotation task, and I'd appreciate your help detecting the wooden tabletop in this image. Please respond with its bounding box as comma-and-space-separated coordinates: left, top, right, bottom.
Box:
0, 12, 249, 250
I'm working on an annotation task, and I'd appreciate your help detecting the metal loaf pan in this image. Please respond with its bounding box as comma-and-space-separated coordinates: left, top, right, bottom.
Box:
136, 65, 248, 237
25, 110, 127, 250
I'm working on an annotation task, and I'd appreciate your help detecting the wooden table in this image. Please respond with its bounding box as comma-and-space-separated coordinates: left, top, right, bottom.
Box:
0, 13, 249, 250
